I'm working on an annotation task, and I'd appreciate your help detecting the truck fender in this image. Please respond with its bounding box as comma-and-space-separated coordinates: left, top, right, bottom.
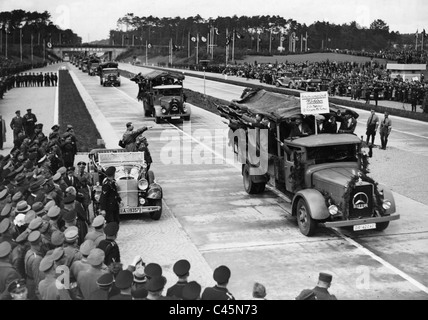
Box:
292, 189, 330, 220
377, 184, 396, 215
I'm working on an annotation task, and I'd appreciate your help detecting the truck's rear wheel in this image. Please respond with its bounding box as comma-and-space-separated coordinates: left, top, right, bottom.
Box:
375, 221, 389, 231
296, 198, 317, 236
243, 164, 266, 194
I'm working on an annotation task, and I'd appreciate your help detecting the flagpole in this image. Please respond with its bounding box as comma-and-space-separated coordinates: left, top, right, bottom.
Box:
188, 32, 190, 58
20, 28, 23, 62
269, 28, 272, 54
145, 40, 148, 65
226, 28, 229, 66
301, 34, 303, 52
196, 33, 199, 65
232, 29, 235, 63
31, 34, 33, 65
305, 32, 308, 52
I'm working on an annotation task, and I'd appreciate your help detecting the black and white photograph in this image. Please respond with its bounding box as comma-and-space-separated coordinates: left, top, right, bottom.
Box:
0, 0, 427, 306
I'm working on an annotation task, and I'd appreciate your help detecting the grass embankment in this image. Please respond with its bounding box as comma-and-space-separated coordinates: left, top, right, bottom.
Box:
58, 70, 105, 151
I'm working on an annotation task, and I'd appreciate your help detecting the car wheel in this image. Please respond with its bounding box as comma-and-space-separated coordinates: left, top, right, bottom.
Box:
296, 198, 317, 236
243, 164, 266, 194
150, 199, 162, 220
375, 221, 389, 231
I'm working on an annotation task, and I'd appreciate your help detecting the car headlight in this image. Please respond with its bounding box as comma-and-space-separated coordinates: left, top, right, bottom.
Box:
138, 179, 149, 190
382, 200, 392, 210
161, 108, 166, 114
328, 205, 339, 216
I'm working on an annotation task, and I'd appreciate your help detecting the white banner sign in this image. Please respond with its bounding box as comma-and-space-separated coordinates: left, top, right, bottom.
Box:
300, 91, 330, 115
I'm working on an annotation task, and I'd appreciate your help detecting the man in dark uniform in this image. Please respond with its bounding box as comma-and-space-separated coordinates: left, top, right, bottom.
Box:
201, 265, 235, 300
166, 259, 191, 299
23, 108, 38, 138
10, 110, 24, 143
295, 272, 337, 300
97, 222, 120, 267
88, 272, 118, 300
99, 166, 121, 224
109, 270, 133, 300
24, 231, 45, 300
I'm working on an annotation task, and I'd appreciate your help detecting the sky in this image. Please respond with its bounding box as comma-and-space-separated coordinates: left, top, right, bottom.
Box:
0, 0, 426, 42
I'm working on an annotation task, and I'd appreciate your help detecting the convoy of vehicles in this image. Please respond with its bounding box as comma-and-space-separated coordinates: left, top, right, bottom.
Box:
218, 88, 399, 236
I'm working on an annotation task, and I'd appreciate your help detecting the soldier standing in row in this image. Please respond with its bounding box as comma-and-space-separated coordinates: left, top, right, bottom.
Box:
23, 108, 38, 138
10, 110, 24, 143
99, 167, 121, 225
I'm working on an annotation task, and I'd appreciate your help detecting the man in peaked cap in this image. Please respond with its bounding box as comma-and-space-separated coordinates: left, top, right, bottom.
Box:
47, 206, 61, 232
28, 216, 43, 232
296, 272, 337, 300
38, 256, 71, 300
110, 269, 134, 300
77, 248, 108, 300
182, 281, 202, 300
45, 230, 65, 256
201, 265, 235, 300
70, 239, 94, 281
143, 262, 162, 280
0, 188, 8, 202
145, 275, 173, 300
32, 202, 45, 217
10, 110, 24, 143
88, 272, 117, 300
99, 166, 121, 224
24, 231, 44, 300
97, 221, 120, 267
166, 259, 191, 299
1, 202, 12, 220
63, 227, 82, 267
15, 200, 31, 214
84, 215, 106, 246
23, 108, 37, 138
7, 278, 28, 300
0, 218, 15, 248
0, 241, 21, 300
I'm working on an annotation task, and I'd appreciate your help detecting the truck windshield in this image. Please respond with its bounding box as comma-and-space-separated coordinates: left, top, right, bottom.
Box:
159, 88, 182, 96
306, 144, 358, 164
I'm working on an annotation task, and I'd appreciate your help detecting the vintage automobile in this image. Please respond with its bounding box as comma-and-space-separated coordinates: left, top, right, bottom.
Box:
98, 62, 121, 87
275, 72, 303, 89
88, 57, 101, 76
218, 88, 399, 236
130, 70, 190, 120
88, 149, 162, 220
297, 79, 322, 92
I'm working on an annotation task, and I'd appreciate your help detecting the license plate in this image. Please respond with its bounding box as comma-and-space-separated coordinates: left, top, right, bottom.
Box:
120, 207, 144, 214
353, 223, 376, 231
171, 116, 181, 120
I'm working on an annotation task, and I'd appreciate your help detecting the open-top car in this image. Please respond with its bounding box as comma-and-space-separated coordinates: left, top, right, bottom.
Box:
88, 149, 162, 220
218, 88, 399, 236
275, 72, 303, 89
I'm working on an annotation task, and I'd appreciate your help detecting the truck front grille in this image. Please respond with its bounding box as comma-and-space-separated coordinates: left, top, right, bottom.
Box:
348, 184, 374, 219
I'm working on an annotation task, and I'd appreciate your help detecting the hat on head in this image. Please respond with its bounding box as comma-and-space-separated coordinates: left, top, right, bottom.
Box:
182, 281, 202, 300
52, 172, 61, 182
15, 165, 24, 174
133, 267, 147, 283
293, 114, 303, 120
67, 166, 75, 173
64, 227, 78, 243
96, 273, 114, 288
7, 279, 26, 295
63, 194, 76, 205
37, 155, 47, 165
35, 123, 43, 129
51, 247, 65, 262
32, 202, 45, 215
67, 124, 73, 129
319, 272, 333, 283
62, 209, 77, 223
24, 161, 34, 171
1, 203, 12, 217
51, 230, 65, 246
173, 259, 191, 277
105, 166, 116, 177
28, 217, 43, 231
0, 241, 12, 258
14, 173, 26, 185
213, 265, 231, 284
126, 122, 132, 127
26, 108, 31, 112
79, 240, 95, 256
252, 282, 267, 299
0, 218, 11, 234
51, 124, 59, 131
92, 215, 105, 228
24, 210, 36, 225
104, 222, 119, 237
77, 161, 86, 166
146, 276, 167, 292
29, 182, 41, 193
15, 230, 29, 244
28, 230, 41, 243
15, 110, 20, 114
28, 153, 37, 161
47, 205, 61, 219
144, 263, 162, 279
13, 214, 27, 228
0, 189, 8, 201
39, 256, 54, 272
87, 248, 105, 266
16, 200, 31, 213
115, 270, 134, 289
61, 132, 71, 139
12, 191, 22, 202
131, 287, 148, 299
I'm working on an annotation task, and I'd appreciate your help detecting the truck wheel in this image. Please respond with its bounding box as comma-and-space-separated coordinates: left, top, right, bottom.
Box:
183, 116, 190, 121
243, 164, 266, 194
375, 221, 389, 231
155, 117, 161, 124
149, 199, 162, 220
296, 198, 317, 236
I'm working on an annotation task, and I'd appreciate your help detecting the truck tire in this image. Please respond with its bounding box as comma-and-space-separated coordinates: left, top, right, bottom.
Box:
296, 198, 317, 236
155, 117, 161, 124
243, 164, 266, 194
375, 221, 389, 231
149, 199, 162, 220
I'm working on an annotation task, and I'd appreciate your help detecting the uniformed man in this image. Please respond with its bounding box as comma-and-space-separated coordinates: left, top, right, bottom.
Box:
295, 272, 337, 300
0, 241, 21, 300
76, 248, 108, 300
201, 265, 235, 300
7, 278, 28, 300
166, 259, 191, 299
46, 206, 62, 233
23, 109, 38, 138
109, 270, 134, 300
99, 166, 121, 224
84, 215, 106, 246
70, 239, 94, 282
10, 110, 24, 142
24, 230, 45, 300
121, 122, 150, 152
97, 221, 120, 267
182, 281, 202, 300
88, 272, 117, 300
37, 256, 71, 300
62, 227, 82, 268
145, 275, 175, 300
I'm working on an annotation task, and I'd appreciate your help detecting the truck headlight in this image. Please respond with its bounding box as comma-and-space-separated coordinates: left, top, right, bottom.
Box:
382, 200, 392, 210
138, 179, 149, 190
328, 205, 339, 216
